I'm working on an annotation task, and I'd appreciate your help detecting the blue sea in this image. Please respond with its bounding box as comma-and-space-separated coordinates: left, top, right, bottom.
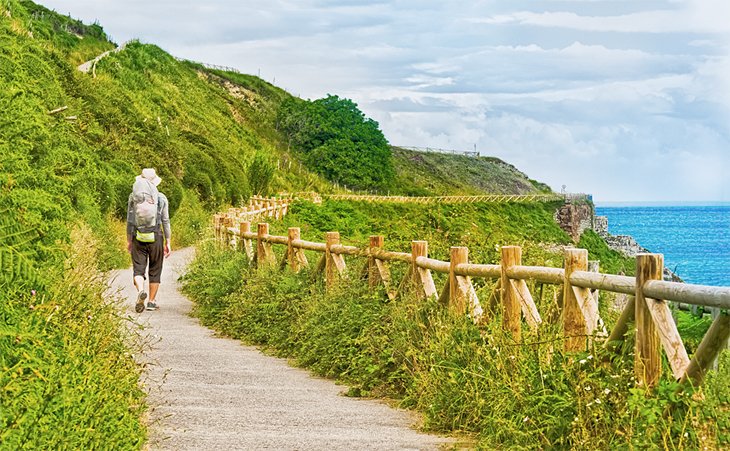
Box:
595, 204, 730, 287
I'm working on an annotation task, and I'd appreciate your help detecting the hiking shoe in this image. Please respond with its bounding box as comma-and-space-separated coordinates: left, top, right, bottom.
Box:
145, 301, 159, 311
135, 291, 148, 313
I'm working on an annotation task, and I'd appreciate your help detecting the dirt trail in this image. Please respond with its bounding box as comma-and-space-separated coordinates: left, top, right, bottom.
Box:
110, 247, 452, 450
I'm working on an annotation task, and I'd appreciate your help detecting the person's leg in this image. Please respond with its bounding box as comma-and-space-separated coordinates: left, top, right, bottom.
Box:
146, 234, 165, 310
133, 275, 145, 292
131, 239, 150, 312
149, 282, 160, 302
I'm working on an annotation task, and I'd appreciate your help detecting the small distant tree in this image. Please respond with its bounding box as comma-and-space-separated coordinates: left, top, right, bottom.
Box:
247, 151, 275, 196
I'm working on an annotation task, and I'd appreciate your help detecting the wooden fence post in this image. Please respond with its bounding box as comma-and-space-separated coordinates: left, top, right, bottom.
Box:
238, 221, 250, 259
449, 247, 469, 315
411, 241, 437, 299
501, 246, 522, 340
287, 227, 307, 272
635, 253, 663, 387
256, 223, 275, 268
563, 248, 588, 351
368, 235, 384, 288
325, 232, 342, 289
367, 235, 394, 299
224, 216, 234, 249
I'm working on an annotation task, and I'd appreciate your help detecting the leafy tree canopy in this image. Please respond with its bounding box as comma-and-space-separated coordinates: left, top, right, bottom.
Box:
278, 95, 394, 191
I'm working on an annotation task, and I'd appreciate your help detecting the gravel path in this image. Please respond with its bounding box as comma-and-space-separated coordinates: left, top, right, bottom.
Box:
110, 247, 453, 450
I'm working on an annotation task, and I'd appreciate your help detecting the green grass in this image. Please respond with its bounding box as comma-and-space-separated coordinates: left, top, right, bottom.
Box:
391, 147, 553, 196
0, 225, 146, 449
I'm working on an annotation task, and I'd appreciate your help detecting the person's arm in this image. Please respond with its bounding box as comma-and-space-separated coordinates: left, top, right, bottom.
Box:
126, 193, 135, 252
160, 194, 171, 256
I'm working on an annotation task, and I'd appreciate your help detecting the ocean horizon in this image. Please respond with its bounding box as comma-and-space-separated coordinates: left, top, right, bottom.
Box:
595, 203, 729, 287
596, 201, 730, 207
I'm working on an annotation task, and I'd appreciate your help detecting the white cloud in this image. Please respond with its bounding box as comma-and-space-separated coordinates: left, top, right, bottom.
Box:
472, 1, 730, 34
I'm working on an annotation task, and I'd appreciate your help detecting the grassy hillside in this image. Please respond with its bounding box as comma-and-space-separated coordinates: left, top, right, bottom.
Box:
392, 147, 553, 196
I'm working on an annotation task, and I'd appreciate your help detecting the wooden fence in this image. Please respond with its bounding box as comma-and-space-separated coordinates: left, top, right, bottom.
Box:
213, 196, 293, 239
213, 205, 730, 388
277, 192, 593, 204
323, 194, 564, 203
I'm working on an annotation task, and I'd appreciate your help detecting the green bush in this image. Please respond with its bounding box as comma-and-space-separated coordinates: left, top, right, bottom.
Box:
277, 95, 395, 191
170, 188, 210, 248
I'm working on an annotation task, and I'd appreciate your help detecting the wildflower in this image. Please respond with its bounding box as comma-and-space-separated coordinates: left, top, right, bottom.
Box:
523, 416, 529, 423
595, 398, 601, 404
584, 386, 591, 391
587, 355, 593, 360
579, 359, 587, 364
604, 388, 611, 395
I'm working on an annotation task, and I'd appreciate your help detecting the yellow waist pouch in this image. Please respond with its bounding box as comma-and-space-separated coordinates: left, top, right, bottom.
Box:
135, 230, 156, 243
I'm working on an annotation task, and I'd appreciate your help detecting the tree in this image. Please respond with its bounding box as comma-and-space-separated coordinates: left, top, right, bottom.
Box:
277, 95, 394, 191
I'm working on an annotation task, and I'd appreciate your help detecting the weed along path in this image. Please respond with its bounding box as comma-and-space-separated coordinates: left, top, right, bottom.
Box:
110, 247, 452, 450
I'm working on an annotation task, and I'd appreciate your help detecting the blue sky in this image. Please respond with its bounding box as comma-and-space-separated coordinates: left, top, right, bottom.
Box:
43, 0, 730, 202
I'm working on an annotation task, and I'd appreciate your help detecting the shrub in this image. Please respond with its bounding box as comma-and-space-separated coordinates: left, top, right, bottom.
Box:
0, 224, 146, 449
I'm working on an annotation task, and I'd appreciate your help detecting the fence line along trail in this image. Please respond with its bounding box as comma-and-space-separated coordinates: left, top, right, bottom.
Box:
220, 195, 730, 388
110, 248, 452, 450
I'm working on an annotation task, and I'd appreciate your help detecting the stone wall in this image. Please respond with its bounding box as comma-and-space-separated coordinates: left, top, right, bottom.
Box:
555, 203, 594, 242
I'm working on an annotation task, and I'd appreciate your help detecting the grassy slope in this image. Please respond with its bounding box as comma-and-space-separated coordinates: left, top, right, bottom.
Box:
0, 0, 322, 447
392, 146, 553, 196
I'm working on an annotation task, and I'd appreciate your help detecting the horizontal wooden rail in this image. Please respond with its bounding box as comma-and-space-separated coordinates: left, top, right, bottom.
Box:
266, 235, 288, 245
241, 231, 257, 240
291, 239, 327, 252
324, 194, 564, 204
570, 271, 636, 295
415, 256, 450, 273
455, 263, 501, 279
368, 249, 412, 263
507, 265, 564, 285
643, 280, 730, 309
330, 244, 361, 256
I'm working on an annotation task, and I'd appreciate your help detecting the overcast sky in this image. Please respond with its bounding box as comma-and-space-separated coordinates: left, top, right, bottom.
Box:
43, 0, 730, 202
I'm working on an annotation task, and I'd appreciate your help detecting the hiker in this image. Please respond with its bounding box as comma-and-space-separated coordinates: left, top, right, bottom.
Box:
127, 168, 171, 312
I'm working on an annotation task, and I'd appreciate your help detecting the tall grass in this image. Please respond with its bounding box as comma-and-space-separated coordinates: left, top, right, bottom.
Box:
0, 224, 146, 449
183, 241, 730, 449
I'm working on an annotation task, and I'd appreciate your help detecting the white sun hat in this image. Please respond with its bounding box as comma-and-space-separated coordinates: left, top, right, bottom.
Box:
136, 168, 162, 186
